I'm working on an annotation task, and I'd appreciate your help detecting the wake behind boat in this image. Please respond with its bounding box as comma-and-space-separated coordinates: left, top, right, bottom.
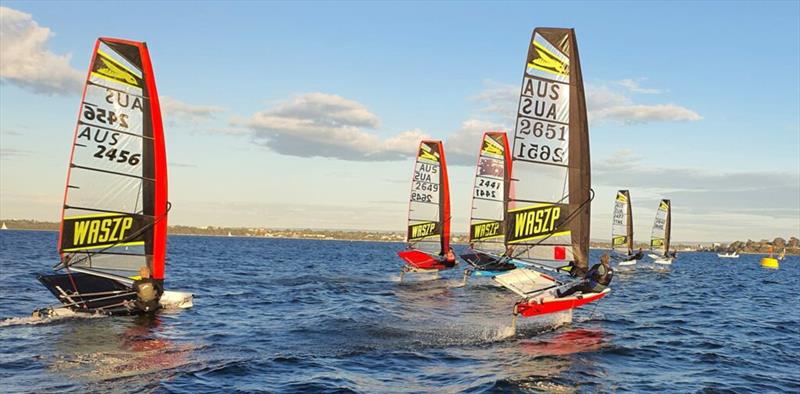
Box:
491, 27, 610, 325
460, 132, 519, 284
398, 140, 455, 281
34, 37, 192, 318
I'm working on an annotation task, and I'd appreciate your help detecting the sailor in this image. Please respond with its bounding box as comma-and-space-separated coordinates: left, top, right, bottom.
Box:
557, 254, 613, 298
126, 266, 163, 313
444, 247, 457, 267
628, 247, 644, 261
565, 260, 588, 278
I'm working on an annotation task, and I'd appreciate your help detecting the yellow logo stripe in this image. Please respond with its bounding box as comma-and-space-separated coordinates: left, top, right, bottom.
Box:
508, 230, 571, 244
529, 40, 569, 77
62, 240, 144, 252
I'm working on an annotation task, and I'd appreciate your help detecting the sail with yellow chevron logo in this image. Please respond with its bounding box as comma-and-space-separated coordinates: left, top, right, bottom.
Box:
459, 132, 519, 276
650, 199, 671, 257
503, 28, 591, 270
493, 28, 610, 320
34, 38, 192, 317
397, 140, 455, 277
611, 190, 634, 256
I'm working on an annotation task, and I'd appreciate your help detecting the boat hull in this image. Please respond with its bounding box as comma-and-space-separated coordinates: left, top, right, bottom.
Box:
37, 273, 193, 315
460, 251, 517, 273
398, 250, 455, 271
515, 288, 610, 318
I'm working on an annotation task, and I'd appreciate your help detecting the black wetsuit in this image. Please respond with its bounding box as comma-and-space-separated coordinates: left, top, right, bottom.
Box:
131, 278, 163, 313
558, 263, 613, 298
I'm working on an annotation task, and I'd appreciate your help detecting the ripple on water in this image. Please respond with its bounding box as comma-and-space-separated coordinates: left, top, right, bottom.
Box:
1, 233, 799, 392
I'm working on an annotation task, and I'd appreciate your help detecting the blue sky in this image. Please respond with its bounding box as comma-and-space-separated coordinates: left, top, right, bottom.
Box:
1, 1, 798, 242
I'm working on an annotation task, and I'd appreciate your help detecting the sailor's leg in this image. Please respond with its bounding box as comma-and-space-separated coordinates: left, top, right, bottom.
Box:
511, 303, 519, 336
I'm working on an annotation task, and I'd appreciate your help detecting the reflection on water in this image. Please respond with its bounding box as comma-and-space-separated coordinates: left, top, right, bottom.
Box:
50, 315, 197, 385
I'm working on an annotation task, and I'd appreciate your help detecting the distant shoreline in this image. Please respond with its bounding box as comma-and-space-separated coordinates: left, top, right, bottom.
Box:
2, 219, 797, 255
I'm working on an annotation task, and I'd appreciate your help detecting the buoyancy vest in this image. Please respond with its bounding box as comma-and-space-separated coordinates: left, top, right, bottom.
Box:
136, 280, 157, 302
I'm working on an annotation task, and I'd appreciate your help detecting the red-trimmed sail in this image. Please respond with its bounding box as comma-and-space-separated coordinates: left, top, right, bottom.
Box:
57, 37, 168, 281
401, 141, 450, 264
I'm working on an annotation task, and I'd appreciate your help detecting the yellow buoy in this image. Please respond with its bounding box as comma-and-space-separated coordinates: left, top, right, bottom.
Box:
760, 257, 779, 269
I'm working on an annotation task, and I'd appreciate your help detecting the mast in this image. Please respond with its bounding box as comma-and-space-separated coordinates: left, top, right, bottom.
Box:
626, 191, 634, 254
505, 28, 591, 271
58, 38, 168, 281
663, 199, 671, 256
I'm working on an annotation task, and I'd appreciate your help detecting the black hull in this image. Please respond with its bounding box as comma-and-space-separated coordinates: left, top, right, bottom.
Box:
38, 273, 136, 315
460, 251, 517, 272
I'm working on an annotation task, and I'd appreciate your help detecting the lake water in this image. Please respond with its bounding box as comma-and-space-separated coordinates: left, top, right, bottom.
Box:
1, 230, 798, 393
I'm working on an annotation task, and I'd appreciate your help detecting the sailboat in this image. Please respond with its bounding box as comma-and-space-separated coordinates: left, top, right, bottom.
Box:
717, 251, 740, 258
612, 190, 640, 266
459, 132, 519, 284
398, 140, 454, 281
34, 38, 192, 317
648, 199, 674, 265
491, 28, 609, 322
1, 222, 7, 230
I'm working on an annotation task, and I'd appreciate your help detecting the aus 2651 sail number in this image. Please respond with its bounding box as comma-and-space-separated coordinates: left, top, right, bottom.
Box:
516, 142, 565, 163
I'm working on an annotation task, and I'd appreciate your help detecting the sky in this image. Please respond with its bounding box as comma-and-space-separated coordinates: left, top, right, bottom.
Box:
1, 1, 798, 242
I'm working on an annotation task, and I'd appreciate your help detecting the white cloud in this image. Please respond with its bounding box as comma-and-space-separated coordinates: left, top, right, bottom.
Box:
160, 96, 225, 125
0, 148, 32, 159
617, 78, 663, 94
0, 6, 82, 94
590, 150, 800, 241
238, 92, 428, 161
591, 103, 703, 124
471, 80, 702, 125
445, 118, 506, 165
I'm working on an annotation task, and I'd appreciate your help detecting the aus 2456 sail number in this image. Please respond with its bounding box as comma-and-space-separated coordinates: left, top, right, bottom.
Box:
77, 126, 140, 167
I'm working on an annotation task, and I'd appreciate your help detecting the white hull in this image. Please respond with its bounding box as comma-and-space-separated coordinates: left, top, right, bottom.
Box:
653, 258, 673, 265
717, 253, 739, 258
160, 290, 194, 309
618, 260, 637, 266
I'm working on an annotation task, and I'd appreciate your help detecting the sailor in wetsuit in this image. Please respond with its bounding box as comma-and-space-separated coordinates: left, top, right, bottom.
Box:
558, 254, 613, 298
126, 266, 163, 314
443, 247, 457, 268
626, 247, 644, 261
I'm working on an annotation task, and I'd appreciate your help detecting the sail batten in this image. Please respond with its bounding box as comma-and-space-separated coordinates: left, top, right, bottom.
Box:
505, 28, 591, 270
58, 37, 167, 280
